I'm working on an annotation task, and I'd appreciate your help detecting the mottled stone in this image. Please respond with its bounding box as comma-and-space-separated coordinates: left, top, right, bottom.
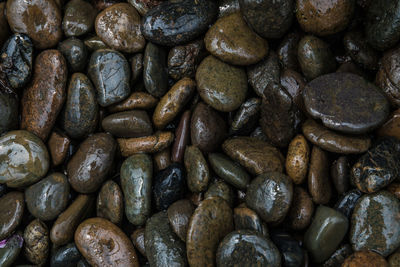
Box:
23, 219, 49, 265
184, 145, 210, 193
334, 189, 363, 219
342, 251, 389, 267
128, 0, 162, 15
0, 3, 10, 48
0, 233, 23, 267
153, 147, 171, 172
108, 92, 158, 113
62, 0, 96, 37
233, 205, 268, 236
285, 134, 310, 184
168, 40, 204, 80
205, 179, 235, 207
58, 38, 88, 72
97, 180, 123, 225
0, 192, 24, 240
102, 110, 152, 138
117, 131, 174, 156
323, 244, 353, 267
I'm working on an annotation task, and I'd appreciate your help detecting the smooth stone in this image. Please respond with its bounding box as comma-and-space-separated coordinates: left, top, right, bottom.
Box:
196, 55, 247, 112
350, 191, 400, 257
108, 92, 158, 113
47, 131, 70, 166
51, 194, 94, 246
0, 192, 24, 240
304, 206, 349, 263
20, 50, 68, 141
298, 35, 336, 80
153, 78, 196, 129
0, 91, 18, 134
167, 199, 194, 242
117, 131, 174, 156
171, 110, 191, 163
365, 0, 400, 50
131, 228, 146, 257
88, 49, 130, 107
75, 217, 139, 266
343, 31, 379, 70
219, 0, 240, 17
25, 173, 69, 221
378, 109, 400, 139
128, 0, 162, 15
308, 146, 332, 204
388, 183, 400, 199
260, 82, 302, 147
6, 0, 62, 49
168, 39, 204, 80
323, 244, 353, 267
277, 32, 301, 71
154, 147, 172, 172
303, 72, 390, 134
331, 156, 350, 195
102, 110, 152, 138
83, 35, 109, 51
62, 73, 98, 139
0, 130, 49, 188
285, 134, 310, 184
351, 137, 400, 193
120, 154, 152, 226
280, 69, 307, 112
24, 219, 49, 265
334, 189, 363, 219
233, 205, 268, 236
143, 42, 168, 97
205, 180, 235, 207
58, 38, 88, 72
62, 0, 96, 37
0, 33, 33, 89
230, 97, 261, 135
92, 0, 121, 10
0, 233, 23, 267
208, 153, 250, 190
204, 12, 268, 66
145, 212, 187, 266
141, 0, 218, 46
270, 230, 304, 267
50, 243, 81, 267
0, 3, 10, 48
388, 249, 400, 267
187, 197, 234, 267
302, 119, 371, 154
95, 3, 145, 53
247, 51, 280, 97
239, 0, 293, 39
246, 172, 293, 224
287, 186, 314, 230
67, 133, 116, 193
130, 53, 143, 84
184, 145, 210, 193
217, 230, 281, 267
222, 137, 284, 175
296, 0, 355, 36
342, 251, 389, 267
153, 163, 186, 211
96, 180, 123, 225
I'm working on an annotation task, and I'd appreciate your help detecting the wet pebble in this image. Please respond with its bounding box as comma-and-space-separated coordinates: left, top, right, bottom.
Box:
287, 186, 314, 230
153, 147, 172, 172
387, 183, 400, 200
117, 131, 174, 156
233, 205, 268, 236
96, 180, 123, 225
172, 110, 191, 163
0, 192, 24, 240
378, 108, 400, 139
62, 0, 96, 37
0, 233, 23, 267
128, 0, 162, 15
50, 243, 82, 267
277, 32, 301, 71
331, 156, 350, 194
24, 219, 49, 265
184, 145, 210, 193
0, 3, 10, 48
0, 91, 18, 134
168, 40, 204, 80
285, 134, 310, 184
270, 230, 304, 267
131, 228, 146, 257
143, 42, 168, 97
108, 92, 158, 113
308, 146, 332, 204
167, 199, 194, 242
343, 31, 379, 70
230, 97, 260, 135
58, 38, 87, 72
102, 110, 152, 138
205, 179, 235, 207
342, 251, 389, 267
47, 131, 70, 166
334, 189, 363, 219
323, 244, 353, 267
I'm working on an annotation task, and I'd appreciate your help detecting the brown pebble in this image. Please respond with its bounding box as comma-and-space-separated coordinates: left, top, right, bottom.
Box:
388, 183, 400, 200
131, 228, 146, 257
184, 145, 210, 193
331, 156, 350, 195
153, 147, 172, 172
24, 219, 49, 265
167, 199, 194, 242
108, 92, 158, 113
342, 251, 388, 267
233, 205, 268, 236
280, 69, 307, 113
287, 186, 314, 230
189, 192, 204, 207
118, 131, 174, 157
377, 108, 400, 139
0, 3, 10, 47
21, 50, 68, 141
47, 131, 70, 166
308, 146, 332, 204
97, 180, 124, 225
172, 110, 191, 163
0, 192, 24, 240
285, 134, 310, 184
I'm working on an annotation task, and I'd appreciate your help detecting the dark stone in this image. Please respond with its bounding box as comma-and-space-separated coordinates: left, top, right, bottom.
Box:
230, 97, 261, 135
343, 31, 379, 70
0, 192, 24, 240
334, 189, 363, 219
205, 179, 234, 207
270, 230, 304, 267
0, 233, 23, 267
62, 0, 96, 37
0, 91, 18, 134
218, 0, 240, 17
233, 205, 268, 236
143, 42, 168, 97
323, 244, 353, 267
102, 110, 153, 138
96, 180, 123, 225
277, 31, 301, 71
58, 37, 88, 72
331, 156, 350, 195
50, 243, 82, 267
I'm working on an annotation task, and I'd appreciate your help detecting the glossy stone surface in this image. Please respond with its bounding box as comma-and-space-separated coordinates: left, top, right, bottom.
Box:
128, 0, 162, 15
323, 244, 353, 267
50, 243, 81, 267
184, 145, 210, 193
0, 130, 49, 188
97, 180, 123, 225
287, 186, 314, 230
47, 131, 70, 166
308, 146, 332, 204
0, 233, 23, 267
233, 205, 268, 236
342, 251, 389, 267
58, 38, 88, 72
167, 199, 194, 242
102, 110, 152, 138
62, 0, 96, 37
285, 134, 310, 184
143, 42, 168, 97
117, 131, 174, 156
270, 230, 304, 267
23, 219, 49, 265
230, 98, 260, 135
334, 189, 363, 219
0, 192, 24, 240
0, 91, 18, 134
120, 154, 152, 226
343, 31, 379, 70
131, 228, 146, 257
303, 72, 390, 134
108, 92, 158, 113
205, 180, 235, 207
331, 156, 350, 195
172, 110, 191, 163
277, 32, 301, 71
378, 109, 400, 139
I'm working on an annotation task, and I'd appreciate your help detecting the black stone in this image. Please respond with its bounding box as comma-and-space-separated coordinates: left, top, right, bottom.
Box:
50, 243, 82, 267
143, 42, 168, 97
58, 37, 88, 72
334, 189, 363, 219
270, 229, 304, 267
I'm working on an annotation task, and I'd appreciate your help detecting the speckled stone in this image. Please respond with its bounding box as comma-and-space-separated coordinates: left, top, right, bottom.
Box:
62, 0, 96, 37
128, 0, 162, 15
0, 91, 18, 134
23, 219, 49, 265
117, 131, 174, 156
184, 145, 210, 193
342, 251, 389, 267
108, 92, 158, 113
0, 192, 24, 240
205, 180, 235, 207
97, 180, 123, 225
285, 134, 310, 184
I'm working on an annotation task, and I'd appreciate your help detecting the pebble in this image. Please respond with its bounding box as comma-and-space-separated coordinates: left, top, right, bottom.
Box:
0, 3, 10, 48
230, 98, 261, 135
58, 38, 88, 72
285, 134, 310, 184
47, 131, 70, 166
0, 233, 23, 267
24, 219, 49, 265
277, 32, 301, 71
298, 35, 336, 80
168, 40, 204, 80
102, 110, 153, 138
143, 42, 168, 97
117, 131, 174, 156
67, 133, 116, 193
303, 72, 390, 134
128, 0, 162, 15
62, 73, 98, 139
83, 35, 109, 51
0, 91, 18, 134
308, 146, 332, 204
153, 147, 172, 172
196, 55, 248, 112
108, 92, 158, 113
95, 3, 145, 53
304, 205, 349, 263
20, 50, 68, 141
96, 180, 123, 225
153, 78, 196, 129
172, 110, 191, 163
217, 230, 281, 267
6, 0, 62, 49
186, 197, 234, 267
0, 130, 49, 188
343, 31, 379, 70
204, 12, 268, 66
323, 244, 353, 267
145, 212, 187, 266
233, 205, 268, 236
0, 33, 33, 89
62, 0, 96, 37
205, 179, 235, 207
287, 186, 314, 230
184, 145, 210, 193
75, 217, 139, 266
378, 109, 400, 139
351, 137, 400, 193
130, 228, 146, 257
130, 53, 143, 84
120, 154, 152, 226
389, 249, 400, 267
246, 172, 293, 224
222, 137, 284, 175
350, 191, 400, 257
0, 192, 24, 240
342, 251, 389, 267
88, 49, 130, 107
296, 0, 355, 36
141, 0, 218, 46
302, 119, 371, 154
387, 183, 400, 199
280, 69, 307, 112
167, 199, 194, 242
270, 230, 304, 267
219, 0, 240, 17
331, 156, 350, 194
50, 243, 82, 267
25, 173, 69, 221
334, 189, 363, 219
